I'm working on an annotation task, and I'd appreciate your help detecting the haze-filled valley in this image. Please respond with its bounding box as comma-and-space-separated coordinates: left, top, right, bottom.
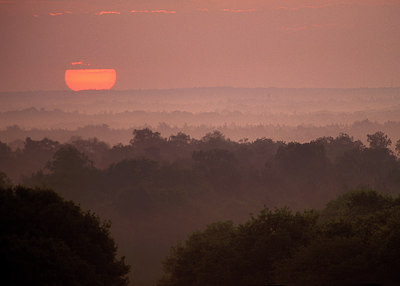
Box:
1, 87, 400, 285
3, 0, 400, 284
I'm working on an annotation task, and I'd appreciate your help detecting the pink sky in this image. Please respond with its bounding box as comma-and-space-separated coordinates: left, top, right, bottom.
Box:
0, 0, 399, 91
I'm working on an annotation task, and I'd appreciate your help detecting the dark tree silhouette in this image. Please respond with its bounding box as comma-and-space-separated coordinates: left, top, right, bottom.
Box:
169, 132, 191, 147
46, 145, 93, 173
0, 171, 11, 188
159, 189, 400, 286
130, 128, 165, 147
158, 208, 318, 286
367, 131, 392, 149
396, 139, 400, 157
0, 186, 130, 285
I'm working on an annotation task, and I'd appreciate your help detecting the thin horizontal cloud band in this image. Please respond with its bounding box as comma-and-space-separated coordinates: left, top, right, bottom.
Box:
43, 8, 260, 17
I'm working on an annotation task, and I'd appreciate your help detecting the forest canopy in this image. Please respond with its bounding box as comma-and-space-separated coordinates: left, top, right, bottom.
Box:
158, 189, 400, 286
0, 129, 400, 285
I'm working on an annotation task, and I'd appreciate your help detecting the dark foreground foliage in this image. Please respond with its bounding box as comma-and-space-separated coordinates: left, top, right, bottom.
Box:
158, 190, 400, 286
0, 186, 130, 286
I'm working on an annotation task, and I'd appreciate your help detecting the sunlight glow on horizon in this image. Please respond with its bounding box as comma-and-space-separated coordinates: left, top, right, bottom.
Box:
65, 69, 116, 91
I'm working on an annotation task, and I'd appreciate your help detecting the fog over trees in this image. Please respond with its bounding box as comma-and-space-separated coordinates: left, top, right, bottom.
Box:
1, 87, 400, 285
2, 0, 400, 279
2, 88, 400, 152
1, 127, 400, 285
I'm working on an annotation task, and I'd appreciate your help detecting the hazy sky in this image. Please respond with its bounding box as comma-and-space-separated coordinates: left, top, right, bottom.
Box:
1, 0, 399, 91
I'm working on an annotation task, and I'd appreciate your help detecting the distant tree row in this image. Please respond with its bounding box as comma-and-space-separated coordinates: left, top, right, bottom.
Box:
1, 128, 400, 183
2, 130, 396, 208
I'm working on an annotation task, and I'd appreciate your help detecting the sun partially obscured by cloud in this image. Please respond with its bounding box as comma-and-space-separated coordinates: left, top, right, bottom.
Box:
65, 69, 116, 91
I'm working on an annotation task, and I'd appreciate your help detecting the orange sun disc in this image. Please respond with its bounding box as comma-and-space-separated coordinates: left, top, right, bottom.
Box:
65, 69, 116, 91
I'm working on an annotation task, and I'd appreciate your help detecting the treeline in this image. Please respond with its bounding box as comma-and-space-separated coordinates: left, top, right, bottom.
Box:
158, 189, 400, 286
2, 106, 400, 130
1, 129, 400, 206
2, 118, 400, 146
1, 130, 400, 285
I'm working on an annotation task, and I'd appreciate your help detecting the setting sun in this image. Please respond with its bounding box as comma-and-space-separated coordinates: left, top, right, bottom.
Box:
65, 69, 116, 91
